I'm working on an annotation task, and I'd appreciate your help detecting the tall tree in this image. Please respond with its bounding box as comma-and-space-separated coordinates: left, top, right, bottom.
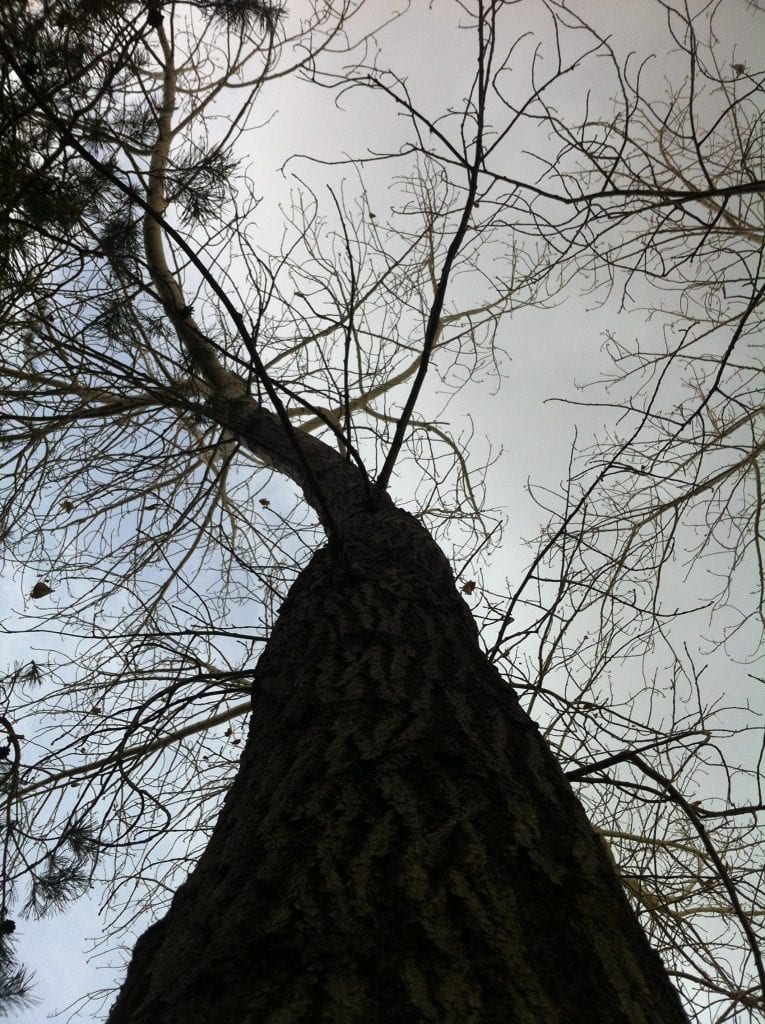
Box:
0, 0, 761, 1020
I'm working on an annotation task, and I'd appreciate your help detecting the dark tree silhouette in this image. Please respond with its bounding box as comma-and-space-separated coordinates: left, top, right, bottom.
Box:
0, 0, 762, 1020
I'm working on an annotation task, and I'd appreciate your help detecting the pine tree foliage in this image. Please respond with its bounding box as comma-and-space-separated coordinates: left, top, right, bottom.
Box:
169, 144, 240, 226
195, 0, 284, 32
0, 927, 36, 1018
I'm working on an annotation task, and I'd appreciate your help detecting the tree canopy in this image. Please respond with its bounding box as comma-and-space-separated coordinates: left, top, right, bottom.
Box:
0, 0, 762, 1019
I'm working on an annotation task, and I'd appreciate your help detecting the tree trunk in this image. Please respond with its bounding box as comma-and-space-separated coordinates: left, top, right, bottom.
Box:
107, 503, 688, 1023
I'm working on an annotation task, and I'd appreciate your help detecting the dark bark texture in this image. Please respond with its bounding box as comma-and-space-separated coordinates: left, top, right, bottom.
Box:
108, 504, 688, 1023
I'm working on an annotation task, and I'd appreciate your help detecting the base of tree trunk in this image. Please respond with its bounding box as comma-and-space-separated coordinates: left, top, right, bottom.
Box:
108, 507, 687, 1023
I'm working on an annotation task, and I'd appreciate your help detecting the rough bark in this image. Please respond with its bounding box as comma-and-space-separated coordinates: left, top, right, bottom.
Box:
108, 501, 688, 1024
